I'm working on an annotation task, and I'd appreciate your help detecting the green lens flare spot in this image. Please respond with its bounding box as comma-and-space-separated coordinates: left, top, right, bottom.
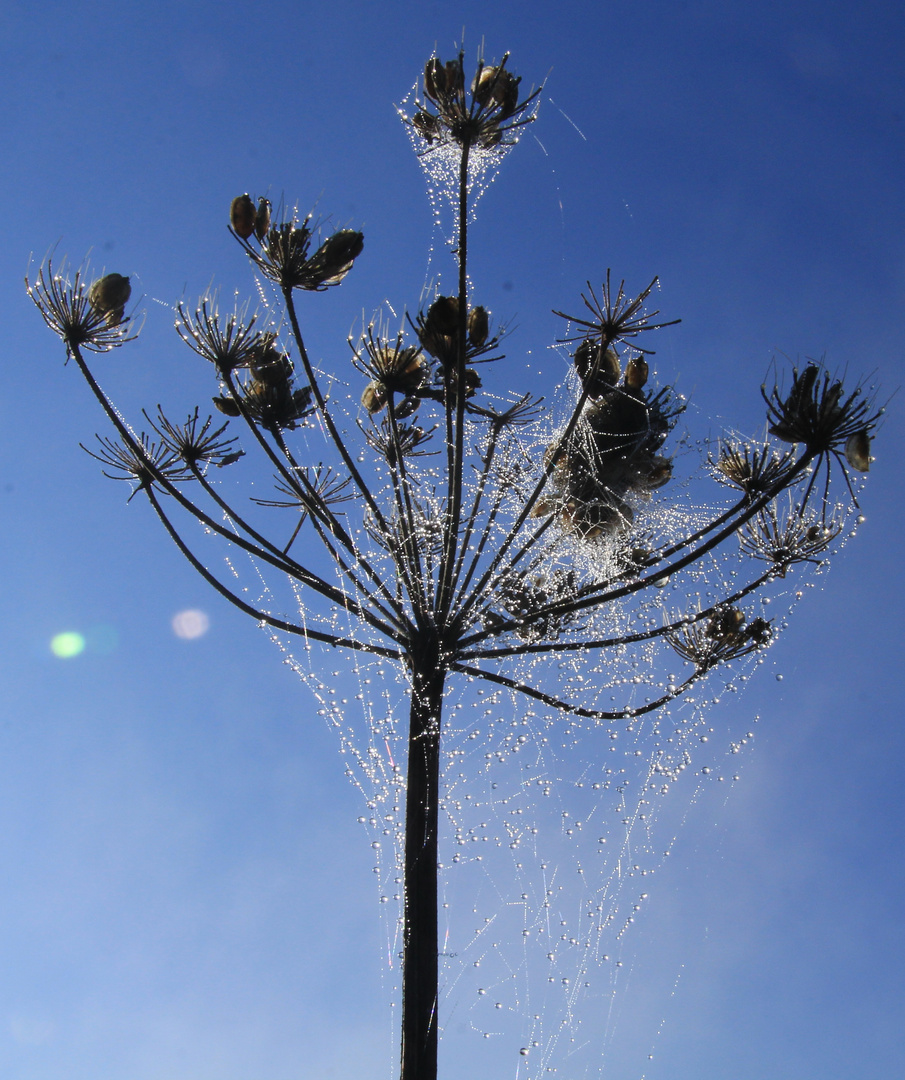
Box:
50, 632, 86, 659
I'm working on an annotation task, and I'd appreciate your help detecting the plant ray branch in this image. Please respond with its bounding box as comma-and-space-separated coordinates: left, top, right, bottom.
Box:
449, 422, 502, 604
450, 662, 705, 720
283, 287, 392, 535
385, 399, 430, 616
145, 487, 404, 660
219, 368, 414, 630
69, 344, 401, 640
462, 567, 777, 660
458, 448, 817, 649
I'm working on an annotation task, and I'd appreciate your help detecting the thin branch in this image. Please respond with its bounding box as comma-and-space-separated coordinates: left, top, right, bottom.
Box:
69, 343, 402, 641
450, 662, 705, 720
437, 140, 472, 621
283, 287, 392, 534
145, 487, 404, 660
461, 567, 776, 659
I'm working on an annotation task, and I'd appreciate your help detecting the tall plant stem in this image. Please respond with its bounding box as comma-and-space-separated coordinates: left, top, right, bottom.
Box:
400, 639, 446, 1080
437, 141, 471, 620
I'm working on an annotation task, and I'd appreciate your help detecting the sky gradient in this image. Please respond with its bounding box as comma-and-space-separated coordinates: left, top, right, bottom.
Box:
3, 1, 904, 1077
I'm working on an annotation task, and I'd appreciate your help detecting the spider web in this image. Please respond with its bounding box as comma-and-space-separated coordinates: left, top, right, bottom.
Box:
204, 385, 863, 1078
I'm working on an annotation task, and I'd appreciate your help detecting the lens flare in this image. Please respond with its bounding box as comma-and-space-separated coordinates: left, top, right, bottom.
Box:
50, 632, 86, 658
172, 609, 210, 639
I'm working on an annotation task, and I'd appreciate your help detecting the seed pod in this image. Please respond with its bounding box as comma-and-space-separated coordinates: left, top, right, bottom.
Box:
306, 230, 365, 287
230, 194, 256, 239
254, 198, 271, 241
213, 395, 241, 417
707, 607, 745, 640
445, 59, 464, 94
745, 617, 771, 645
89, 273, 131, 316
318, 229, 364, 268
845, 429, 871, 472
625, 356, 648, 391
417, 326, 453, 361
467, 306, 489, 347
472, 65, 499, 106
250, 346, 293, 385
361, 380, 388, 414
425, 295, 459, 336
493, 71, 520, 118
412, 111, 440, 142
530, 496, 557, 519
638, 455, 672, 489
394, 395, 418, 420
424, 58, 446, 101
574, 340, 619, 396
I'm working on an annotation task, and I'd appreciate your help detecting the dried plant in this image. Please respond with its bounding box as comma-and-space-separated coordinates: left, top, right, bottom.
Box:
27, 48, 881, 1080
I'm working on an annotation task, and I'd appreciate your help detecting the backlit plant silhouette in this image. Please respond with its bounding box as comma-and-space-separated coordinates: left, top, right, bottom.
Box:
27, 50, 880, 1080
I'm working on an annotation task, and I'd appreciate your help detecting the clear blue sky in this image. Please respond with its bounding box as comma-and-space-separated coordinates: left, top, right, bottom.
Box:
3, 1, 904, 1078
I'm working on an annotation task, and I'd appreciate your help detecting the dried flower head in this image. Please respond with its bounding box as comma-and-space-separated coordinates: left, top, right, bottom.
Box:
409, 296, 504, 388
411, 53, 539, 152
81, 430, 187, 497
175, 299, 277, 375
713, 442, 797, 497
353, 329, 429, 413
147, 407, 242, 470
26, 257, 139, 355
363, 418, 438, 466
762, 362, 882, 511
667, 607, 772, 670
254, 465, 354, 515
471, 392, 545, 431
229, 203, 364, 292
226, 376, 315, 431
538, 383, 681, 540
738, 503, 840, 574
555, 272, 680, 355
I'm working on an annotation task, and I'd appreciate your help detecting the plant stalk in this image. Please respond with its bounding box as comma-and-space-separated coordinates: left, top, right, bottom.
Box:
400, 640, 446, 1080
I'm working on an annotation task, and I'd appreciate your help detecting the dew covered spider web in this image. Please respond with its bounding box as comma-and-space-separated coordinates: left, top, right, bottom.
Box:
175, 94, 867, 1070
396, 82, 541, 253
207, 355, 864, 1078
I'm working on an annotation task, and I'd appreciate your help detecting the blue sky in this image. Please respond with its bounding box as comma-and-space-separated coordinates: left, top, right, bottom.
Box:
3, 1, 904, 1077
